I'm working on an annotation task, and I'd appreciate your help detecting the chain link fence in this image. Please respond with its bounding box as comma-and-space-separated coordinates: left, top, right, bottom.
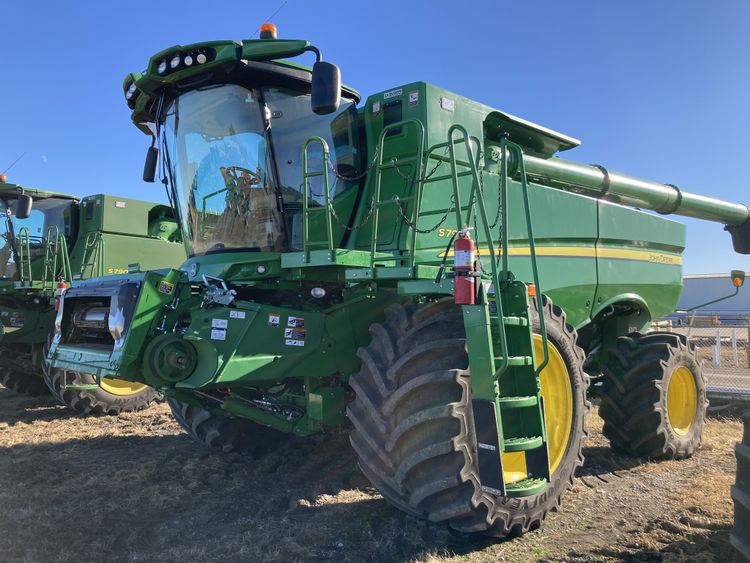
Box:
652, 315, 750, 401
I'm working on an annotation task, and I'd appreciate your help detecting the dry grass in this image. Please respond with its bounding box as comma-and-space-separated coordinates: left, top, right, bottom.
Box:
0, 387, 743, 562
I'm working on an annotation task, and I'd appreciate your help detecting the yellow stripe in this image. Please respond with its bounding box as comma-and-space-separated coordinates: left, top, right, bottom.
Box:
438, 246, 682, 265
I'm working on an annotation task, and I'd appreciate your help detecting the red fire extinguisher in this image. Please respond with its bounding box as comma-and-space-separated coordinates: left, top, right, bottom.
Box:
454, 229, 476, 305
54, 280, 67, 312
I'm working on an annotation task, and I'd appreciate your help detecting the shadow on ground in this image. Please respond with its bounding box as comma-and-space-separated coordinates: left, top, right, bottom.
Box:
0, 386, 74, 426
0, 430, 503, 561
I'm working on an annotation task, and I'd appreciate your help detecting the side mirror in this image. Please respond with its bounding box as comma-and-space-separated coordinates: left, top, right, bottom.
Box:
15, 194, 33, 219
726, 220, 750, 254
311, 61, 341, 115
143, 145, 159, 183
731, 269, 745, 287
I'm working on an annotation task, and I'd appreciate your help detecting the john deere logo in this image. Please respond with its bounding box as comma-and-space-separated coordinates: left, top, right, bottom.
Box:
158, 281, 175, 295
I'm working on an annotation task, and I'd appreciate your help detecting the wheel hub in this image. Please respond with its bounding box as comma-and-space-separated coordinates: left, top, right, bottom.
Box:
666, 366, 698, 436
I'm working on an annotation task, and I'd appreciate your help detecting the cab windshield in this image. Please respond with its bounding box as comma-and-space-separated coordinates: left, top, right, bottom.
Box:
163, 83, 360, 256
0, 197, 73, 280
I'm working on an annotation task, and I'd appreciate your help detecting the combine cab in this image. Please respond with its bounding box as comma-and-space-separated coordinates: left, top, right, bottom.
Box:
47, 26, 750, 535
0, 178, 185, 414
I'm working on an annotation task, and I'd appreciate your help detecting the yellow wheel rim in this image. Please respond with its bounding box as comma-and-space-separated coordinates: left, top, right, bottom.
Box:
666, 366, 698, 436
98, 378, 149, 396
502, 335, 574, 485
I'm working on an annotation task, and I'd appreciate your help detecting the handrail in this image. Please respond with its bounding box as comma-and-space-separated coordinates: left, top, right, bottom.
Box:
500, 138, 549, 374
42, 226, 60, 290
301, 136, 334, 259
17, 227, 32, 283
444, 125, 511, 379
16, 226, 72, 288
58, 234, 72, 284
80, 231, 105, 279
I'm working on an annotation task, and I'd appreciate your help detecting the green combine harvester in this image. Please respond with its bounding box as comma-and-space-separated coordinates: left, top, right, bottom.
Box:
0, 177, 184, 414
47, 25, 750, 536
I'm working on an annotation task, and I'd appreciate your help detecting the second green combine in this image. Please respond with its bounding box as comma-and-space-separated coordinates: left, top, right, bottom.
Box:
48, 26, 750, 536
0, 176, 184, 414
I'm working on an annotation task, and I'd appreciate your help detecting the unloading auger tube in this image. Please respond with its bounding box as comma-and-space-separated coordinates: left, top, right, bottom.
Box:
507, 151, 750, 252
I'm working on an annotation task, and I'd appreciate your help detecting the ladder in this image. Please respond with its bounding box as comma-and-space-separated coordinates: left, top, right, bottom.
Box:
459, 134, 551, 497
16, 226, 72, 290
78, 231, 105, 279
300, 136, 335, 262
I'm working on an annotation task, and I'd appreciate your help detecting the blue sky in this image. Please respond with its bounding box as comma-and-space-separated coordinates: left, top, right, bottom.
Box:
1, 1, 749, 274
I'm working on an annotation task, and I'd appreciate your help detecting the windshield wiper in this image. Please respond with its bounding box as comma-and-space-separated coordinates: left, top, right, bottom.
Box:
257, 89, 289, 244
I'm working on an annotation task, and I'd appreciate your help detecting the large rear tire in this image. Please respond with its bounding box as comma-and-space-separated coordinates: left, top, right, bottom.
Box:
347, 297, 588, 537
166, 397, 287, 454
599, 332, 706, 460
732, 410, 750, 562
44, 367, 160, 415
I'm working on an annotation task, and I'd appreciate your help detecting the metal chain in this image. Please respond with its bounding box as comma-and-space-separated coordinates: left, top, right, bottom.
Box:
476, 150, 503, 230
389, 145, 451, 183
393, 194, 455, 234
304, 172, 376, 231
326, 147, 381, 181
328, 196, 377, 231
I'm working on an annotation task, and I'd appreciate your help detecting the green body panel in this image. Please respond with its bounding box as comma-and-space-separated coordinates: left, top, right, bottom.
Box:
47, 34, 748, 439
69, 194, 183, 276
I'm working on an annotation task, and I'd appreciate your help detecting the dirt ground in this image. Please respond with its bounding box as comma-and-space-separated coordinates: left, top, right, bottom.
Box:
0, 386, 742, 563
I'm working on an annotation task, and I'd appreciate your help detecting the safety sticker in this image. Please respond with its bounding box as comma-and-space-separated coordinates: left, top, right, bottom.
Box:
230, 310, 246, 319
287, 316, 305, 328
383, 88, 402, 99
211, 318, 228, 329
372, 100, 381, 114
211, 328, 227, 341
284, 327, 306, 340
158, 280, 175, 295
409, 91, 419, 106
285, 339, 305, 347
440, 97, 455, 112
268, 312, 281, 327
453, 250, 473, 267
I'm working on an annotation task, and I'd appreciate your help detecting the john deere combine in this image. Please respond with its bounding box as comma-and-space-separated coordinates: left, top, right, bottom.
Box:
0, 177, 184, 414
47, 26, 750, 536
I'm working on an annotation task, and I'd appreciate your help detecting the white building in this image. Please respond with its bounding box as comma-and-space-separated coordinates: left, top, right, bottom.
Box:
676, 273, 750, 317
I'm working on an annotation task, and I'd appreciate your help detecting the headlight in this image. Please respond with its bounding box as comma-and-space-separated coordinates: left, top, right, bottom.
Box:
196, 53, 207, 64
170, 55, 181, 69
184, 55, 193, 66
157, 60, 167, 74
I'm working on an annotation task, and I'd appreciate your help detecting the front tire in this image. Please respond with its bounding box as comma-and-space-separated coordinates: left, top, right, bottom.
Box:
0, 348, 50, 395
347, 297, 588, 537
599, 332, 706, 460
166, 397, 287, 454
44, 367, 160, 415
0, 367, 49, 395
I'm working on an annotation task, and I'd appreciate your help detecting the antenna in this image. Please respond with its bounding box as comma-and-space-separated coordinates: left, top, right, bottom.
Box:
2, 152, 27, 175
249, 0, 289, 38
